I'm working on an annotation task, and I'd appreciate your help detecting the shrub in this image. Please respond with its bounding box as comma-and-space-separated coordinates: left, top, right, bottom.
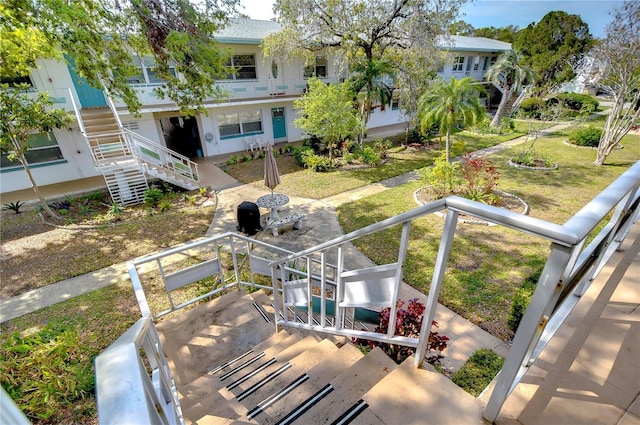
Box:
158, 199, 172, 212
303, 153, 334, 172
568, 126, 602, 147
419, 153, 461, 198
517, 97, 546, 119
2, 201, 25, 214
354, 298, 449, 364
459, 154, 500, 205
226, 155, 239, 165
507, 268, 540, 333
451, 348, 504, 396
143, 187, 163, 208
354, 145, 382, 166
293, 146, 314, 166
0, 323, 95, 422
554, 93, 599, 116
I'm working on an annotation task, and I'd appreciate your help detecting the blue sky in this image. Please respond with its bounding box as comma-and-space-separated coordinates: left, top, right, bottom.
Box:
238, 0, 623, 38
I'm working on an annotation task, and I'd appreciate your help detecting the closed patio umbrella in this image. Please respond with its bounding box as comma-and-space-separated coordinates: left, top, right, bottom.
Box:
264, 143, 281, 195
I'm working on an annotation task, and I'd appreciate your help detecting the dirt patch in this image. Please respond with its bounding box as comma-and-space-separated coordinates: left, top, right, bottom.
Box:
0, 189, 216, 300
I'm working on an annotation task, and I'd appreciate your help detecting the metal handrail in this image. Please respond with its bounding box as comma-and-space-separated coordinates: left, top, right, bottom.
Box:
95, 315, 183, 425
124, 129, 200, 184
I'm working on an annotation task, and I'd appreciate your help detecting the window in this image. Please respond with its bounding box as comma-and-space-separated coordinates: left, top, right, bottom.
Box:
0, 75, 33, 87
217, 110, 262, 138
452, 56, 465, 72
304, 56, 328, 78
125, 56, 176, 84
225, 55, 257, 80
241, 111, 262, 133
473, 56, 480, 71
482, 57, 489, 71
490, 56, 498, 67
1, 132, 64, 169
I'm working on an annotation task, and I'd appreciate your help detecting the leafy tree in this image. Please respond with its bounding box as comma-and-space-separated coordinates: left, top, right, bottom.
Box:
265, 0, 463, 135
588, 2, 640, 165
293, 78, 360, 160
0, 84, 72, 219
418, 76, 486, 162
0, 0, 239, 114
349, 58, 394, 145
473, 25, 520, 43
485, 50, 535, 127
514, 11, 594, 94
449, 20, 475, 36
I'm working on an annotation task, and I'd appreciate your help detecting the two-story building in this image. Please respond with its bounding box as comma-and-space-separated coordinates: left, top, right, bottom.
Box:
1, 18, 511, 203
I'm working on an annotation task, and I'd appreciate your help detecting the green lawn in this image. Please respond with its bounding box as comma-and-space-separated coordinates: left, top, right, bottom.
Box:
223, 126, 528, 199
338, 131, 640, 338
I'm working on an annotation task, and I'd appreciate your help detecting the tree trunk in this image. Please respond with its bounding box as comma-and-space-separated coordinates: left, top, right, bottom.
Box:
445, 130, 451, 162
594, 93, 640, 165
491, 85, 514, 127
17, 152, 61, 220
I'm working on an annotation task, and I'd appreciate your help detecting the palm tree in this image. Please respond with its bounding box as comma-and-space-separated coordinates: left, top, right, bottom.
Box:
349, 58, 394, 145
485, 50, 535, 127
418, 76, 487, 162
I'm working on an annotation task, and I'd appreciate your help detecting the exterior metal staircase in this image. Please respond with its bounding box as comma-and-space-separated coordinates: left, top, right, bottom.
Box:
92, 162, 639, 424
97, 289, 481, 425
79, 108, 200, 206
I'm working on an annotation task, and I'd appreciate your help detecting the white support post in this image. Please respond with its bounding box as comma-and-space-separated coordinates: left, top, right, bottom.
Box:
483, 243, 574, 422
307, 256, 313, 326
387, 221, 412, 338
320, 252, 327, 328
414, 209, 458, 367
336, 245, 345, 330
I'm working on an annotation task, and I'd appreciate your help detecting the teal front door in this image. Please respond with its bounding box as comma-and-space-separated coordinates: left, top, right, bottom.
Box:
66, 56, 107, 108
271, 108, 286, 139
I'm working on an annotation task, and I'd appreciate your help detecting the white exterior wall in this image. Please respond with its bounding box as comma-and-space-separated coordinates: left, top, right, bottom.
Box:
1, 58, 102, 193
1, 35, 505, 195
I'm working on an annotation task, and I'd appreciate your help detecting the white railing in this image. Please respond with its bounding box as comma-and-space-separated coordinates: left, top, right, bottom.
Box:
127, 232, 341, 320
125, 130, 199, 183
94, 316, 183, 425
88, 132, 134, 164
95, 161, 639, 424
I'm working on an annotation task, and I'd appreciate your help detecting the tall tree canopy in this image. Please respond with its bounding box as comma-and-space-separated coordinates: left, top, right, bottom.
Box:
588, 2, 640, 165
473, 25, 520, 43
485, 50, 535, 127
418, 76, 486, 162
264, 0, 466, 124
449, 20, 474, 36
294, 78, 360, 160
0, 0, 240, 114
514, 11, 594, 95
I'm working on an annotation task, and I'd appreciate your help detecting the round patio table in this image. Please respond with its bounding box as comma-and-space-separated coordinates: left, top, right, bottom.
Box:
256, 193, 289, 221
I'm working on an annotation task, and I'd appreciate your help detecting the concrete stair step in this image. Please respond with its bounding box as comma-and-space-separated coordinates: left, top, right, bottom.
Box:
158, 291, 275, 385
183, 391, 250, 425
180, 332, 302, 410
192, 416, 257, 425
223, 338, 339, 408
264, 346, 396, 425
362, 357, 483, 425
244, 342, 364, 423
217, 335, 324, 399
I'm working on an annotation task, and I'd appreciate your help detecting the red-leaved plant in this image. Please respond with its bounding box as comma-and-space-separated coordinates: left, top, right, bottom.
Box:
459, 154, 501, 205
354, 298, 449, 364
